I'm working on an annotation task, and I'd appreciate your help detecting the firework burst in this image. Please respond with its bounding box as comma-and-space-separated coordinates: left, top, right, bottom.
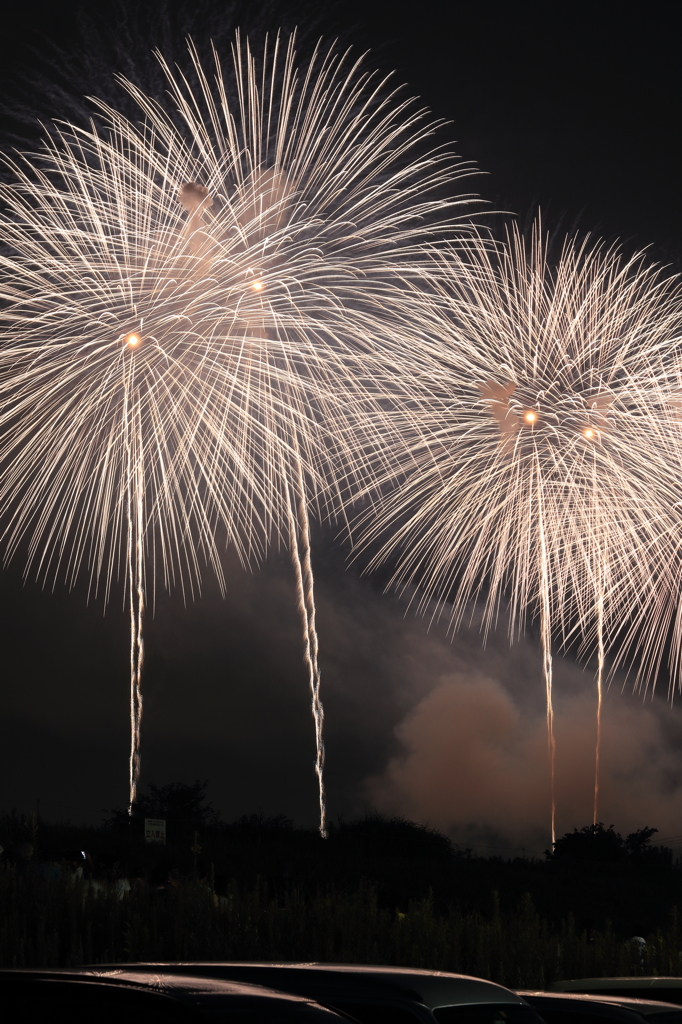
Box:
342, 218, 682, 841
0, 127, 323, 808
0, 32, 478, 828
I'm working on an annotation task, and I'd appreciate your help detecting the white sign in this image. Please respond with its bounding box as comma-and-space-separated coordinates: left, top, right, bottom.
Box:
144, 818, 166, 844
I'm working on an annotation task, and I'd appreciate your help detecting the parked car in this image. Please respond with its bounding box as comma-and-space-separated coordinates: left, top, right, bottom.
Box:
519, 990, 682, 1024
86, 962, 548, 1024
548, 983, 682, 1008
0, 967, 354, 1024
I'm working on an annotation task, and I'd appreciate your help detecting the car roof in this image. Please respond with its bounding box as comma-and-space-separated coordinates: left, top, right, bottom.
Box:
90, 962, 525, 1009
551, 983, 682, 993
520, 992, 682, 1019
0, 968, 337, 1005
585, 997, 682, 1016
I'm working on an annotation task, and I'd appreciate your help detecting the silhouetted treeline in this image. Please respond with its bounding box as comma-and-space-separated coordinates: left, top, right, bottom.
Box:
1, 783, 678, 946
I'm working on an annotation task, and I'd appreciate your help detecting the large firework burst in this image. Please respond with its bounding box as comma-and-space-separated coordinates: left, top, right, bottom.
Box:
0, 32, 477, 828
343, 219, 682, 841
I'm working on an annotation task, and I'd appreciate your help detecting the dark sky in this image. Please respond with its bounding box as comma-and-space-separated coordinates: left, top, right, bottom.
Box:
1, 0, 681, 853
347, 1, 682, 259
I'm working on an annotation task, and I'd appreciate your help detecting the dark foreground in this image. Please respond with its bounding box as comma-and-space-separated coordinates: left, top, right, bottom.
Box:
2, 797, 681, 982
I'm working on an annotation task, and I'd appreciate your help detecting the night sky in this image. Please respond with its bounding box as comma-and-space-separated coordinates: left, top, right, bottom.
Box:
0, 0, 681, 854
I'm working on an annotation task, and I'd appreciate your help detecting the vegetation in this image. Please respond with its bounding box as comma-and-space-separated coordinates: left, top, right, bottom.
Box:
1, 785, 680, 981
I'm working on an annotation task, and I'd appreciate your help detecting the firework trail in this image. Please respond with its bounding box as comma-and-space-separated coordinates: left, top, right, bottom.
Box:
536, 471, 557, 841
340, 218, 682, 841
123, 372, 145, 806
585, 446, 607, 826
0, 32, 477, 825
286, 465, 326, 835
593, 583, 604, 825
292, 455, 326, 837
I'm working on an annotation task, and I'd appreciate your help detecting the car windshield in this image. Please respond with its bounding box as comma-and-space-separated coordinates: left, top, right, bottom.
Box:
196, 1000, 348, 1024
323, 1002, 422, 1024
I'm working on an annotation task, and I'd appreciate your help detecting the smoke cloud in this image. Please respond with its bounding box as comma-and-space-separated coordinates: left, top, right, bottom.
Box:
365, 658, 682, 855
2, 542, 682, 850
